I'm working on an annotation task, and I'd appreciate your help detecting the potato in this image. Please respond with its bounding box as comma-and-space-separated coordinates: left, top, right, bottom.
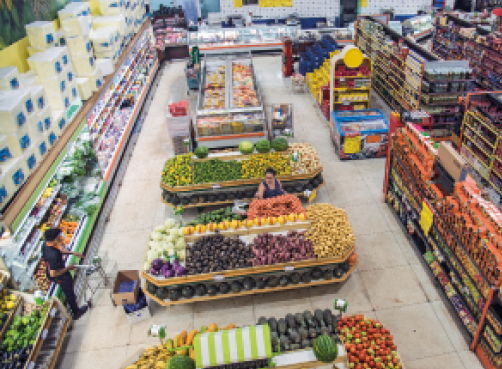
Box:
305, 203, 355, 259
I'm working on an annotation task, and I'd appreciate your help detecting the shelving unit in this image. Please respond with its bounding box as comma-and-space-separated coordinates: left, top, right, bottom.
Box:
1, 23, 159, 306
152, 13, 189, 61
458, 93, 502, 210
433, 14, 502, 92
385, 122, 502, 369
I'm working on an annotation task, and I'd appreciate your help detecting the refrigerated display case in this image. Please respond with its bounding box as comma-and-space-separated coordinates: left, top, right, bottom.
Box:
296, 27, 354, 45
402, 14, 433, 40
195, 54, 266, 148
331, 109, 389, 160
188, 25, 298, 54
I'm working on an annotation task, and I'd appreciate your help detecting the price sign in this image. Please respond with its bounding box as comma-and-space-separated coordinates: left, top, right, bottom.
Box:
183, 138, 190, 146
340, 78, 345, 82
27, 362, 35, 369
214, 275, 225, 281
420, 201, 434, 236
150, 324, 165, 336
284, 266, 294, 272
212, 184, 220, 189
41, 329, 48, 339
50, 307, 57, 317
344, 135, 361, 154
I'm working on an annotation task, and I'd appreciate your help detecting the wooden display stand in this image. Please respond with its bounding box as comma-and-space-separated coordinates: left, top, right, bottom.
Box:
160, 151, 324, 208
142, 222, 357, 306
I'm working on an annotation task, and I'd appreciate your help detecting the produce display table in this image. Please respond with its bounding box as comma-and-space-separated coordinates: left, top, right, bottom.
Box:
142, 221, 357, 306
160, 151, 324, 208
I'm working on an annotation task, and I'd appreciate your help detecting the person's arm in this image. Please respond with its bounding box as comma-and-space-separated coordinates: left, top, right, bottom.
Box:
49, 264, 76, 278
60, 250, 84, 258
278, 179, 286, 194
255, 182, 265, 199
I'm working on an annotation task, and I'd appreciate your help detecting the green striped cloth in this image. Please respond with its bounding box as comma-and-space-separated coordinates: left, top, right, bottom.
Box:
194, 325, 273, 369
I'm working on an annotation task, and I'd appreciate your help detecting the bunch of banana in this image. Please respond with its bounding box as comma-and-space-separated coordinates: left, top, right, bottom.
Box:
125, 343, 173, 369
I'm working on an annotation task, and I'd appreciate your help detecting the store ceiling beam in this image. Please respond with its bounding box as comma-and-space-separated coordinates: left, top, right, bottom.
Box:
0, 20, 151, 230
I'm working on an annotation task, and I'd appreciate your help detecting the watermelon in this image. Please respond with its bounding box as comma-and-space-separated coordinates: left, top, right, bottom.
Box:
239, 141, 254, 154
312, 335, 338, 363
195, 146, 209, 158
256, 139, 271, 153
166, 355, 196, 369
272, 137, 288, 151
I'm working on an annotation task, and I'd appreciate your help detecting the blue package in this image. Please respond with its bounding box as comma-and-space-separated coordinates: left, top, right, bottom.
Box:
118, 280, 137, 293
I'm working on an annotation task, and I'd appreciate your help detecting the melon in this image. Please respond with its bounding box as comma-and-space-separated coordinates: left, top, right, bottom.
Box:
195, 146, 209, 158
256, 139, 271, 153
195, 224, 206, 233
239, 141, 254, 155
207, 223, 217, 232
166, 355, 196, 369
231, 220, 240, 229
267, 217, 276, 225
219, 222, 228, 231
272, 137, 289, 152
312, 335, 338, 363
288, 213, 297, 222
298, 213, 306, 222
277, 216, 285, 224
254, 218, 265, 226
246, 219, 255, 228
184, 226, 194, 235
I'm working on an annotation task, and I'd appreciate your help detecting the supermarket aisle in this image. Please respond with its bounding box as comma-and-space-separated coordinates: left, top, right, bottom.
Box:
56, 57, 483, 369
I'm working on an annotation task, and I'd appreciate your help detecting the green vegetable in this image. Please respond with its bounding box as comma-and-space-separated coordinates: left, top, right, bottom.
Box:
312, 335, 338, 363
167, 354, 195, 369
195, 146, 209, 158
255, 139, 271, 153
193, 159, 241, 184
239, 141, 254, 154
272, 137, 289, 151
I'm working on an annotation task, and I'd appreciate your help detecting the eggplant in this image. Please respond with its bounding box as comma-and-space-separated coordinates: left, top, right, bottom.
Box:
267, 276, 279, 288
208, 194, 217, 202
227, 192, 236, 200
308, 327, 317, 338
268, 317, 278, 332
334, 267, 344, 279
341, 262, 351, 272
311, 267, 323, 280
323, 309, 334, 326
256, 277, 268, 289
190, 195, 199, 204
314, 309, 325, 326
156, 287, 169, 300
171, 195, 181, 205
257, 316, 268, 325
323, 269, 333, 280
278, 318, 287, 334
195, 284, 207, 296
301, 338, 310, 349
301, 271, 312, 283
181, 197, 190, 205
218, 193, 226, 201
146, 281, 158, 295
290, 343, 301, 351
199, 194, 208, 203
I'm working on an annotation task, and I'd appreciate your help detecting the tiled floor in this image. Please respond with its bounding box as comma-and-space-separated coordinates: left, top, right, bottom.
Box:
56, 56, 484, 369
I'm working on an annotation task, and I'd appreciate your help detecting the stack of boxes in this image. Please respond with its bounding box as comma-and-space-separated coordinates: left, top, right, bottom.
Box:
57, 2, 104, 100
25, 21, 66, 57
0, 66, 52, 206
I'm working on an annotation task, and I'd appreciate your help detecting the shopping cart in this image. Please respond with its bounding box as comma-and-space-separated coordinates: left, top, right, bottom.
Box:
78, 252, 117, 308
186, 62, 201, 94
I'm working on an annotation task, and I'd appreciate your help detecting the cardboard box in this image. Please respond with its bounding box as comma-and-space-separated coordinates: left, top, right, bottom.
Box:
438, 142, 468, 182
125, 303, 151, 325
112, 270, 140, 305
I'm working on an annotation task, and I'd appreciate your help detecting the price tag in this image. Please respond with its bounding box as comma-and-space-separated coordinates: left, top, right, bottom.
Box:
212, 184, 220, 189
420, 201, 434, 236
27, 362, 35, 369
344, 135, 361, 154
214, 275, 225, 281
150, 324, 165, 336
340, 78, 345, 82
41, 329, 48, 339
50, 307, 57, 317
284, 266, 294, 272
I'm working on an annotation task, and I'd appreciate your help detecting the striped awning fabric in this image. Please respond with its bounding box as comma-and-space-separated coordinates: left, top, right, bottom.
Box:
194, 325, 273, 369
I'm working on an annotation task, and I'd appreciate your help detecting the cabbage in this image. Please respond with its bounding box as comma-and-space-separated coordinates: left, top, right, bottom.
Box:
175, 238, 185, 250
169, 229, 179, 237
164, 235, 175, 243
148, 241, 157, 249
143, 262, 150, 271
151, 231, 163, 241
178, 228, 184, 237
177, 249, 185, 259
147, 250, 158, 262
165, 219, 176, 229
154, 225, 165, 233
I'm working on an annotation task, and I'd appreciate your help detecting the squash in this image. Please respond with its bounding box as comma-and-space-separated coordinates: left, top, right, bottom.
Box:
186, 330, 198, 346
180, 330, 188, 345
208, 323, 218, 332
224, 323, 236, 330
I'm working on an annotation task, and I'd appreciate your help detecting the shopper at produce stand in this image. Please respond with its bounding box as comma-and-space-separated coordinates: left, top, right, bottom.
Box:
255, 167, 285, 199
42, 228, 88, 320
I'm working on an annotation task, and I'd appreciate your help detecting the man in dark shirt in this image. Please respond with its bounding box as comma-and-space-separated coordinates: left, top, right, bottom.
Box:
42, 228, 88, 320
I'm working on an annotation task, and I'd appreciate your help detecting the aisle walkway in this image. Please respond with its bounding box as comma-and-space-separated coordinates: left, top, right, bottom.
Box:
57, 57, 484, 369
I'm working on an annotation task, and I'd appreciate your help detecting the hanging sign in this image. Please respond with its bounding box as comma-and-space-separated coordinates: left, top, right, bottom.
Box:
344, 135, 361, 154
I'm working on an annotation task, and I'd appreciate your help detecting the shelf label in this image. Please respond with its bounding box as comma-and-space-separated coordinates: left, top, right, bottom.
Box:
50, 307, 57, 317
214, 275, 225, 281
27, 362, 35, 369
212, 184, 220, 189
344, 135, 361, 154
284, 266, 294, 272
41, 329, 48, 339
420, 201, 434, 236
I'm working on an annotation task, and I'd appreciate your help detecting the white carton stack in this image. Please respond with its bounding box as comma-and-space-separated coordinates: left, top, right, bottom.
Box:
99, 0, 124, 15
93, 15, 127, 51
0, 67, 22, 90
28, 46, 80, 113
25, 21, 56, 51
90, 26, 120, 66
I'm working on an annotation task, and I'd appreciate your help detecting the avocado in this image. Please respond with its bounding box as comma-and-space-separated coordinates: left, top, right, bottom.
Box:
168, 288, 181, 301
182, 286, 195, 299
195, 284, 207, 296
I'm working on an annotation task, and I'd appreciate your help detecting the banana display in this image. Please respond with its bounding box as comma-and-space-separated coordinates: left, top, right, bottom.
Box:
125, 323, 236, 369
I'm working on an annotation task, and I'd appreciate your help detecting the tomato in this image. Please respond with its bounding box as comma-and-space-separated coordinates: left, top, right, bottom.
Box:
350, 347, 357, 354
391, 345, 397, 350
387, 334, 393, 340
357, 344, 363, 350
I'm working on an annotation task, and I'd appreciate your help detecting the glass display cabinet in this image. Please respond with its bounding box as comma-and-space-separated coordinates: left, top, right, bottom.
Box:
403, 14, 434, 40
